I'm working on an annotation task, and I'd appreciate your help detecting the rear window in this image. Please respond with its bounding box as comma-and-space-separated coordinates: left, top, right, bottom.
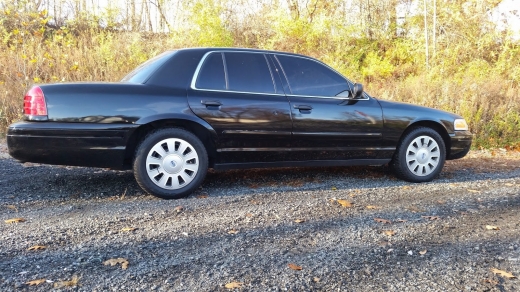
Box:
121, 51, 175, 83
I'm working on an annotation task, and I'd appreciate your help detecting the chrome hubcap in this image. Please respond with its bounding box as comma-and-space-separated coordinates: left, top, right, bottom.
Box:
405, 135, 440, 176
145, 138, 199, 189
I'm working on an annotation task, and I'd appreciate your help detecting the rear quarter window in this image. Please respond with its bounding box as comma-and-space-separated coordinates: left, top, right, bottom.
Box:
195, 52, 226, 90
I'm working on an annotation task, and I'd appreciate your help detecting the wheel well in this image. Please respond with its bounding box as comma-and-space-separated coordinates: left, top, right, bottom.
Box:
124, 119, 217, 168
399, 121, 451, 157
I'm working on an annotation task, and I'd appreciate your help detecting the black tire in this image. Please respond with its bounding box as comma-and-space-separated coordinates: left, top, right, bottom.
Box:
133, 128, 208, 199
391, 127, 446, 182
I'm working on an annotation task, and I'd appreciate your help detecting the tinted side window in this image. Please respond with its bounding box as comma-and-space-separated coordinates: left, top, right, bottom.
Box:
276, 55, 349, 97
196, 53, 226, 90
225, 52, 275, 93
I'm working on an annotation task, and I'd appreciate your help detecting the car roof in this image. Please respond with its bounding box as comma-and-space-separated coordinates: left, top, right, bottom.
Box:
172, 47, 314, 60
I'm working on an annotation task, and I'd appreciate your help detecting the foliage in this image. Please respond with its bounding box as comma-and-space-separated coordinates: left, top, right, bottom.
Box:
0, 0, 519, 148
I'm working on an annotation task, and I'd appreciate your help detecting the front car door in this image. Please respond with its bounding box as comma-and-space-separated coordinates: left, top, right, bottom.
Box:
272, 53, 389, 161
187, 51, 292, 165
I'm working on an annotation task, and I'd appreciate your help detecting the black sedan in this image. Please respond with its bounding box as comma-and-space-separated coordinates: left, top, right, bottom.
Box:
7, 48, 472, 199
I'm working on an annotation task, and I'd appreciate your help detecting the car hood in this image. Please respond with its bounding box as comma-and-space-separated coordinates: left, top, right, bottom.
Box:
376, 98, 462, 119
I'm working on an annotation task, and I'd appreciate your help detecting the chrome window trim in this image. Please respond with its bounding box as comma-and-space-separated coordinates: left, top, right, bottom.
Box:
286, 94, 368, 101
191, 88, 288, 97
190, 50, 369, 101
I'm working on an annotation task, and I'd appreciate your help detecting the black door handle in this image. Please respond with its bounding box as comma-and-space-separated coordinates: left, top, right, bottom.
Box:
201, 100, 222, 106
293, 104, 313, 112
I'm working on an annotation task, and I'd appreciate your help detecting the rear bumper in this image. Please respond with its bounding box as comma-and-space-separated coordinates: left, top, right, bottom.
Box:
447, 130, 472, 160
7, 121, 137, 169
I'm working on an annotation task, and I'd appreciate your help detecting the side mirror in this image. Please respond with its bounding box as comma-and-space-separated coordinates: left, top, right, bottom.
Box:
352, 83, 363, 99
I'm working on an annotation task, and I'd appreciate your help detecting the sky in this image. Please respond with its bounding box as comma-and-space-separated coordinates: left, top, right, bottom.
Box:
492, 0, 520, 33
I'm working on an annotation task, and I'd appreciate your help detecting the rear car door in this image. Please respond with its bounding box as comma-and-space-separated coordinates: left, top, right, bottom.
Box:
187, 51, 292, 164
272, 54, 386, 161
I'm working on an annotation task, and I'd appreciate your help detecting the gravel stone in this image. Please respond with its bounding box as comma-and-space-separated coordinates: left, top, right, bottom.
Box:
0, 140, 519, 291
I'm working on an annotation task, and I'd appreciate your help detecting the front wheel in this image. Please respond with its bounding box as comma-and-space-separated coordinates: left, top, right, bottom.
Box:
133, 128, 208, 199
391, 127, 446, 182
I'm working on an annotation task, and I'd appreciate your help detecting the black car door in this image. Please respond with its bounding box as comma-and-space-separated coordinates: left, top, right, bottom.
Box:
272, 54, 386, 161
187, 51, 292, 164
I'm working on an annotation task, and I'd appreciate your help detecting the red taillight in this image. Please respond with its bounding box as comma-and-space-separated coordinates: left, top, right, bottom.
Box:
23, 86, 47, 116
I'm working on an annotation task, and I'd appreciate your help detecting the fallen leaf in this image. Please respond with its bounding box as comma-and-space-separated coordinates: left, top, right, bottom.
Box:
406, 206, 425, 213
287, 179, 304, 187
482, 278, 499, 285
383, 230, 396, 236
6, 205, 18, 212
491, 268, 516, 278
196, 194, 208, 199
27, 245, 46, 251
120, 188, 127, 200
245, 213, 253, 217
53, 275, 79, 288
374, 218, 392, 224
419, 250, 427, 255
26, 279, 46, 286
228, 229, 239, 234
5, 218, 25, 224
378, 240, 391, 247
421, 216, 441, 221
103, 258, 129, 270
337, 199, 353, 208
225, 281, 243, 289
288, 263, 302, 270
366, 205, 380, 209
294, 219, 305, 223
485, 225, 500, 230
468, 189, 481, 193
331, 186, 337, 190
120, 227, 137, 232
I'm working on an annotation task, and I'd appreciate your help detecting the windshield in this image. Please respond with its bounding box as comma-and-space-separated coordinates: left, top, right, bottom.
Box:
121, 51, 176, 83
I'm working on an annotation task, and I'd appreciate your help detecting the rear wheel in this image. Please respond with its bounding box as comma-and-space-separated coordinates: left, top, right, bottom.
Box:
391, 127, 446, 182
133, 128, 208, 199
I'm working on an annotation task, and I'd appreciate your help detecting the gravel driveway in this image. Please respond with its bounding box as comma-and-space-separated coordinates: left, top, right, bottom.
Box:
1, 140, 519, 291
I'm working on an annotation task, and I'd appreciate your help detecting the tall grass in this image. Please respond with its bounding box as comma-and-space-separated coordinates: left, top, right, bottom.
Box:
1, 4, 519, 148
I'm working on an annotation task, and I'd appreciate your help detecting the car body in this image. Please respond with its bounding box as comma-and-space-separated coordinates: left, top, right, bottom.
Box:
7, 48, 472, 198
